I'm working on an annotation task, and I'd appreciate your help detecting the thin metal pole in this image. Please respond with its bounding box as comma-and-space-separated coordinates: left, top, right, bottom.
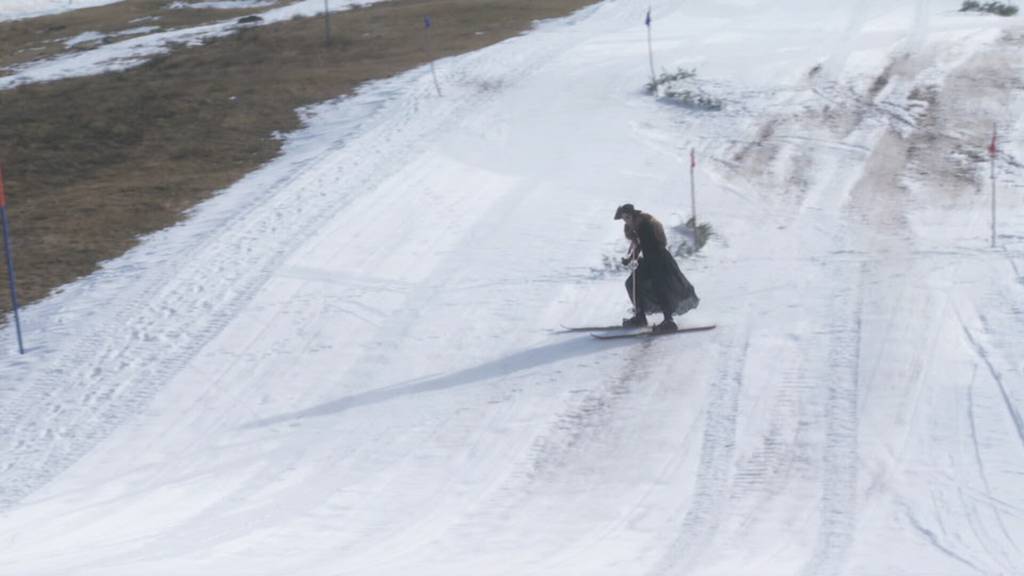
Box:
425, 17, 442, 97
646, 9, 656, 88
0, 167, 23, 354
690, 148, 697, 229
323, 0, 331, 46
1, 206, 24, 355
991, 123, 997, 248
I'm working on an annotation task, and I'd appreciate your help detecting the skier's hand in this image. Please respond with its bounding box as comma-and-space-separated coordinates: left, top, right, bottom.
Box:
627, 259, 639, 271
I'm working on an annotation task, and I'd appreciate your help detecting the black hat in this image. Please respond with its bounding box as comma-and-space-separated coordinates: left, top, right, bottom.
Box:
614, 203, 636, 220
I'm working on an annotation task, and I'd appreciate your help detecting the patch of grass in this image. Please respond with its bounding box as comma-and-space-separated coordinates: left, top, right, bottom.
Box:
672, 217, 713, 257
0, 0, 600, 318
645, 67, 723, 111
644, 67, 696, 94
663, 89, 724, 112
960, 1, 1019, 16
0, 0, 293, 71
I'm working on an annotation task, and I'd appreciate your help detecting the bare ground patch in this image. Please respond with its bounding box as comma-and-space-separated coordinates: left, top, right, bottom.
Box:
0, 0, 599, 318
0, 0, 297, 70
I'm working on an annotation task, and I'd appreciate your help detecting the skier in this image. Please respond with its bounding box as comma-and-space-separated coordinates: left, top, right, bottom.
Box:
614, 203, 699, 333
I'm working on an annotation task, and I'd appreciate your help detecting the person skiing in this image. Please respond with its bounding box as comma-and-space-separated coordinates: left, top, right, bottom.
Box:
615, 203, 699, 333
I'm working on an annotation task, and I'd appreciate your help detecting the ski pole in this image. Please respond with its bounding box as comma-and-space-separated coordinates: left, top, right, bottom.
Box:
631, 258, 639, 318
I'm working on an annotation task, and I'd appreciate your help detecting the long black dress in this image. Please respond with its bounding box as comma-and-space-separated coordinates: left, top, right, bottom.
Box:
625, 213, 699, 317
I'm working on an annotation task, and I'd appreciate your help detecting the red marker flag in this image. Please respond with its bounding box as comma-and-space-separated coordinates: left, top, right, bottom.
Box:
690, 149, 696, 168
988, 128, 998, 157
0, 166, 6, 208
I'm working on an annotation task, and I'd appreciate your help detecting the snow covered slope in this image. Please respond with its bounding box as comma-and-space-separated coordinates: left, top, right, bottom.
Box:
2, 0, 1024, 574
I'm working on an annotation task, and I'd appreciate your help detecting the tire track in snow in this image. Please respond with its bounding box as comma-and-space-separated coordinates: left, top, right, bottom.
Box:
648, 329, 750, 576
801, 264, 863, 576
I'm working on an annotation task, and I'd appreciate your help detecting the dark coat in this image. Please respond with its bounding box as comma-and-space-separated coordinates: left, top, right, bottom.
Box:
625, 212, 699, 316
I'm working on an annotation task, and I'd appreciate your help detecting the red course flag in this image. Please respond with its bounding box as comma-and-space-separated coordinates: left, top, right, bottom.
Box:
988, 130, 998, 157
690, 149, 696, 168
0, 166, 6, 208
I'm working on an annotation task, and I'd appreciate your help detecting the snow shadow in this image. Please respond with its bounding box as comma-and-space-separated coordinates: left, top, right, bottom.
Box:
245, 335, 631, 428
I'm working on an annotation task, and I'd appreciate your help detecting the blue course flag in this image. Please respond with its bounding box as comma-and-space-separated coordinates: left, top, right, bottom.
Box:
424, 15, 431, 29
645, 7, 651, 27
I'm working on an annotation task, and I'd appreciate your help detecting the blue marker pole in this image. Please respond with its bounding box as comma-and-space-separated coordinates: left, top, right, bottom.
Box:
424, 16, 442, 97
0, 166, 25, 354
645, 7, 656, 89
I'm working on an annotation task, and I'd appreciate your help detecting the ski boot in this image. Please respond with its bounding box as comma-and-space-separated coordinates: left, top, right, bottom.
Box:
653, 318, 677, 334
622, 313, 648, 328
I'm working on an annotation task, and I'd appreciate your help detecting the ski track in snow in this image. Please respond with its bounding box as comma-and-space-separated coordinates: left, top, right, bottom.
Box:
649, 330, 749, 575
3, 0, 1024, 574
0, 9, 600, 514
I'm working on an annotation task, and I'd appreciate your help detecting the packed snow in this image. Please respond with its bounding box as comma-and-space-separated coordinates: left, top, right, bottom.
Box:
168, 0, 278, 10
2, 0, 1024, 575
62, 26, 160, 48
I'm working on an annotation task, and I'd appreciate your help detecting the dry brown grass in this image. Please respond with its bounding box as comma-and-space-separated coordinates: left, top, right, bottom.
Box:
0, 0, 599, 318
0, 0, 293, 70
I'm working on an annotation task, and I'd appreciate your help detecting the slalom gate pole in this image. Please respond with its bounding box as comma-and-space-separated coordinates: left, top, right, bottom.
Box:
0, 166, 25, 354
989, 123, 997, 248
424, 16, 442, 97
645, 7, 656, 88
323, 0, 331, 46
689, 148, 697, 230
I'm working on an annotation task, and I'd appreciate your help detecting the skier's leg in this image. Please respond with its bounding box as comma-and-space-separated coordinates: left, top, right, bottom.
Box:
652, 263, 677, 333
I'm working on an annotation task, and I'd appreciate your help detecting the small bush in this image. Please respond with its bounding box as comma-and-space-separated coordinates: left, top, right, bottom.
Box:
960, 1, 1019, 16
645, 68, 696, 94
672, 218, 713, 257
646, 67, 724, 111
663, 89, 723, 111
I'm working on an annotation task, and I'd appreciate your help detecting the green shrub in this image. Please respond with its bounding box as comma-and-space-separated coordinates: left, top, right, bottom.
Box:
646, 67, 724, 111
960, 1, 1019, 16
672, 218, 713, 256
645, 68, 697, 94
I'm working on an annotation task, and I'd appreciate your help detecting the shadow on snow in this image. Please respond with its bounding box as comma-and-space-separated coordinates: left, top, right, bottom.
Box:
244, 335, 634, 428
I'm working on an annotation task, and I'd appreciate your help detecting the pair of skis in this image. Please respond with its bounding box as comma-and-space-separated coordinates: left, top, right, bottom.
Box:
557, 323, 716, 340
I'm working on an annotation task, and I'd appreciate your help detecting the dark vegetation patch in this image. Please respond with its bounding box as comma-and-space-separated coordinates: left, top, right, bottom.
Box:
646, 67, 724, 111
0, 0, 599, 317
0, 0, 291, 70
960, 1, 1019, 16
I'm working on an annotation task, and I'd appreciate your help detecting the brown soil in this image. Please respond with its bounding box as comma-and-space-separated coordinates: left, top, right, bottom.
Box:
0, 0, 296, 70
0, 0, 599, 318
